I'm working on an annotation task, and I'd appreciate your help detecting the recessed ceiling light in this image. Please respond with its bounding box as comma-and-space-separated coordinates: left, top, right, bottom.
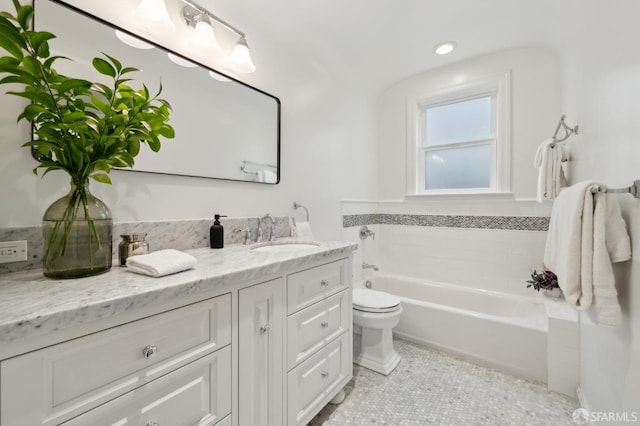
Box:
433, 41, 457, 55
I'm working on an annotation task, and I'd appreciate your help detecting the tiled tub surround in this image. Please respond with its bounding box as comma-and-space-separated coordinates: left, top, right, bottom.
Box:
343, 211, 579, 396
0, 240, 354, 347
0, 216, 292, 274
343, 213, 550, 231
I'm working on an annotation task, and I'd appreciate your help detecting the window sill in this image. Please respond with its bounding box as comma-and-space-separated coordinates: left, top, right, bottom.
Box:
406, 192, 514, 201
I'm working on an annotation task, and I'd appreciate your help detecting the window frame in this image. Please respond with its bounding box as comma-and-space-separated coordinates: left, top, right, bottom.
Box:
406, 72, 511, 197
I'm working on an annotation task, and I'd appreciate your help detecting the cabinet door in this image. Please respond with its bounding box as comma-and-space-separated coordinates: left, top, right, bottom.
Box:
238, 278, 285, 426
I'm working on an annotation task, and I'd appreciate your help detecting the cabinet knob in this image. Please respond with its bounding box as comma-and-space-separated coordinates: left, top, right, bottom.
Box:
146, 421, 159, 426
260, 325, 270, 334
320, 279, 329, 287
142, 345, 158, 359
321, 321, 329, 328
321, 371, 329, 378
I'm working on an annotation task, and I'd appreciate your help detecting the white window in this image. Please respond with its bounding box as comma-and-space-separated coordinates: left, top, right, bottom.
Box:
407, 72, 511, 196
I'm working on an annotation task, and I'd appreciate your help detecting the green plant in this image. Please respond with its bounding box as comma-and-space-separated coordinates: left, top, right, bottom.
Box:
0, 1, 174, 271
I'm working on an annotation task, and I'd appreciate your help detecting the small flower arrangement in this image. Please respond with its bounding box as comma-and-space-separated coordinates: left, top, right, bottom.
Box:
526, 269, 560, 292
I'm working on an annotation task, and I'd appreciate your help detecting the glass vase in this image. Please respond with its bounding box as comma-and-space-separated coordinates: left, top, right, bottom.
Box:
42, 178, 113, 278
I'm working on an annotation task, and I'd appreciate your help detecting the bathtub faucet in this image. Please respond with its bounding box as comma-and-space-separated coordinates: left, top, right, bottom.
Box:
362, 262, 379, 271
359, 226, 375, 240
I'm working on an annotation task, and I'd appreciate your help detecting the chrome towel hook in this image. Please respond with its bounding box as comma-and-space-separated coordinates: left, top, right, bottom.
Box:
293, 202, 310, 221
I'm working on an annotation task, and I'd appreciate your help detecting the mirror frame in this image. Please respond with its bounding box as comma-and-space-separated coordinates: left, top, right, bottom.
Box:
32, 0, 282, 184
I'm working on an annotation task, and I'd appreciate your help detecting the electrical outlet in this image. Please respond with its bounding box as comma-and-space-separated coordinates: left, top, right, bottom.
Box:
0, 240, 28, 264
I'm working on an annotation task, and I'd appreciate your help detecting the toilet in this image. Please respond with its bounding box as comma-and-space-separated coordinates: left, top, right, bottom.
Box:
352, 287, 403, 375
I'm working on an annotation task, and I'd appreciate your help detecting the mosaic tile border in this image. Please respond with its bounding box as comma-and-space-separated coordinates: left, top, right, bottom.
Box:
0, 216, 291, 275
343, 213, 549, 231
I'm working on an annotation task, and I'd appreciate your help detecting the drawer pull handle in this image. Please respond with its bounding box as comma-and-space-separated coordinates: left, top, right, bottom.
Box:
147, 422, 159, 426
321, 321, 329, 328
260, 325, 270, 334
321, 371, 329, 378
142, 345, 157, 359
320, 279, 329, 286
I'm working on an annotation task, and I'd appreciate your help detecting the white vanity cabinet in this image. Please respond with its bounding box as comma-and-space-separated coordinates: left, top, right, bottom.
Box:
238, 278, 285, 426
1, 294, 232, 426
0, 245, 355, 426
285, 259, 352, 426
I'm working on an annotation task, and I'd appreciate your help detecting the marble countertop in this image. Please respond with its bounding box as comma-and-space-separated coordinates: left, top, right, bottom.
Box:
0, 240, 357, 345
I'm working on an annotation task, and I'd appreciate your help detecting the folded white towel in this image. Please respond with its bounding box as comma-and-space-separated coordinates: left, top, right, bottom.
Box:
544, 181, 631, 327
535, 138, 568, 203
126, 249, 197, 277
263, 170, 277, 183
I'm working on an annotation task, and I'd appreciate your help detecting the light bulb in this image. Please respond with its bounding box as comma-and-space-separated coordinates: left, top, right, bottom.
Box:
230, 37, 256, 73
191, 19, 219, 49
136, 0, 174, 28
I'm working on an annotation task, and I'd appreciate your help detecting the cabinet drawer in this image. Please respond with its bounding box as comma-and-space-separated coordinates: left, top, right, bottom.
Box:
287, 260, 348, 314
287, 290, 350, 370
62, 346, 231, 426
287, 332, 351, 426
1, 294, 231, 426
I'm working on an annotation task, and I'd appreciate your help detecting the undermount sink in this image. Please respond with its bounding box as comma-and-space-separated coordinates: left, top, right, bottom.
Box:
250, 241, 321, 253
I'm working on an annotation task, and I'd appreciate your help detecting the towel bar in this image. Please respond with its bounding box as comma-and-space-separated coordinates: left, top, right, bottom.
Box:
591, 180, 640, 198
293, 202, 310, 221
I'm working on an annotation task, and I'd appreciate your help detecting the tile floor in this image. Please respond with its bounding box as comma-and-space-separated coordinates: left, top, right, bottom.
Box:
309, 339, 578, 426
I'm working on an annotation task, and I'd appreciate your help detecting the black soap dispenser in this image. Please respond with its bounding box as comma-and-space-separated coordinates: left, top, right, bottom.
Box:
210, 214, 227, 249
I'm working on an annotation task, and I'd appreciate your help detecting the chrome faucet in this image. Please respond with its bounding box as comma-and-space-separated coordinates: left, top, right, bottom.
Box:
362, 262, 379, 271
257, 214, 276, 243
243, 228, 252, 245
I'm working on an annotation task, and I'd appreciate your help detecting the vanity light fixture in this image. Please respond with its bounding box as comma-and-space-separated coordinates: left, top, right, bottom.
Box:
189, 15, 219, 50
167, 52, 198, 67
209, 70, 231, 82
136, 0, 174, 29
230, 36, 256, 73
433, 41, 457, 55
181, 0, 256, 73
115, 30, 155, 50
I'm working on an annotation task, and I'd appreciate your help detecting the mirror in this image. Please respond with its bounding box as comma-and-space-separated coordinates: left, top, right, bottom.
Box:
34, 0, 281, 183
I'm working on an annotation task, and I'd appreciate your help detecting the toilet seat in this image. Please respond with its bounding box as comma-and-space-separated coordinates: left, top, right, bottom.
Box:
353, 288, 401, 313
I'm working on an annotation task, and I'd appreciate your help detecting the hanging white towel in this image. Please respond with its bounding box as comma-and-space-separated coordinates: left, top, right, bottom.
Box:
126, 249, 197, 277
534, 138, 569, 202
543, 181, 631, 327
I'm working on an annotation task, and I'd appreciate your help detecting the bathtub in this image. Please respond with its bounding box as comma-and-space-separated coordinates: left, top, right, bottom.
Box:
363, 273, 548, 383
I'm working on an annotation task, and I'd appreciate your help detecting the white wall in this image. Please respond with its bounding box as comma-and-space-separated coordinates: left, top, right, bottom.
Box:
0, 0, 378, 241
377, 47, 561, 203
561, 5, 640, 419
362, 48, 559, 297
